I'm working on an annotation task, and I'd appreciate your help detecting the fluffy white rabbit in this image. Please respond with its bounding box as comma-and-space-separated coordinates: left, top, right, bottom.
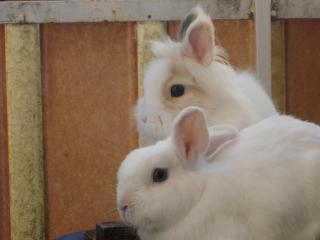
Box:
117, 107, 320, 240
135, 6, 278, 145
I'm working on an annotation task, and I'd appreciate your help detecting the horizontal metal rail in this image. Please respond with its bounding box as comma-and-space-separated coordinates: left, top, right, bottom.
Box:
255, 0, 271, 95
0, 0, 252, 24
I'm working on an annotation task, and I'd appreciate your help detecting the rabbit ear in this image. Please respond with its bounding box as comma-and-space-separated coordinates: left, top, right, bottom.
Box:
180, 6, 215, 66
173, 107, 209, 166
206, 125, 239, 158
178, 12, 197, 42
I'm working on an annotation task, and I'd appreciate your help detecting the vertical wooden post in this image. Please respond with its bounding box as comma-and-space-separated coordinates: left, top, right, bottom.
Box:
5, 24, 44, 240
0, 24, 11, 240
255, 0, 272, 95
271, 21, 286, 113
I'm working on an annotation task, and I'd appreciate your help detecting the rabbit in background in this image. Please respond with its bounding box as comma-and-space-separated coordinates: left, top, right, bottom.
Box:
117, 107, 320, 240
135, 6, 278, 145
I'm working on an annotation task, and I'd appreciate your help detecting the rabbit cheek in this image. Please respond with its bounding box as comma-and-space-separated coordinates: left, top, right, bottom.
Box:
144, 114, 172, 141
135, 100, 173, 143
126, 205, 157, 231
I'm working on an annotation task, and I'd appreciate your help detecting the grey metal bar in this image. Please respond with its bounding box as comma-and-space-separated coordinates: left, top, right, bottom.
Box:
0, 0, 252, 24
276, 0, 320, 19
255, 0, 272, 96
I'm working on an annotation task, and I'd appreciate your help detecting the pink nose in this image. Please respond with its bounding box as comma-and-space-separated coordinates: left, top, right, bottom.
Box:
120, 203, 128, 212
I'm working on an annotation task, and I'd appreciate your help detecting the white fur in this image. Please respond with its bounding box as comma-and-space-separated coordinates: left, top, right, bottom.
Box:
135, 7, 278, 145
117, 107, 320, 240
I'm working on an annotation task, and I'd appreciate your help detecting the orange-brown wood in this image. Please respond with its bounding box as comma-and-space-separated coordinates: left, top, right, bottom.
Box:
41, 22, 138, 239
168, 20, 255, 70
286, 20, 320, 124
0, 25, 11, 240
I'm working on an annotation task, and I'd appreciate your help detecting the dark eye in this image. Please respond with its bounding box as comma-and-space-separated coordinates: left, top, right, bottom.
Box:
170, 84, 185, 97
152, 168, 168, 183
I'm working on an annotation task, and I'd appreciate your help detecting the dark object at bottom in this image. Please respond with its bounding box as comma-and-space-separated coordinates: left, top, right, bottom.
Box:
85, 222, 140, 240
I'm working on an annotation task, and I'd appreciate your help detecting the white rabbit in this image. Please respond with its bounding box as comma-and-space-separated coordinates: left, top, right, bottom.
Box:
135, 6, 278, 145
117, 107, 320, 240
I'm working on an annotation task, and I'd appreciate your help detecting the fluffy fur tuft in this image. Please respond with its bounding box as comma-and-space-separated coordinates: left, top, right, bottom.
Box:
135, 6, 277, 145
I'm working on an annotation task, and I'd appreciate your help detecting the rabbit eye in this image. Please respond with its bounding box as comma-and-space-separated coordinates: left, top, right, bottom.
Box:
152, 168, 168, 183
170, 84, 185, 97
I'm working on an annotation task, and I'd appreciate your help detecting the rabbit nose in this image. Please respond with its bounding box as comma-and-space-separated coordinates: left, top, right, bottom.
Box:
120, 203, 128, 212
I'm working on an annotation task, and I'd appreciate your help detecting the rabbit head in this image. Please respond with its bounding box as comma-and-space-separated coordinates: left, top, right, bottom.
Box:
135, 6, 266, 145
117, 106, 238, 234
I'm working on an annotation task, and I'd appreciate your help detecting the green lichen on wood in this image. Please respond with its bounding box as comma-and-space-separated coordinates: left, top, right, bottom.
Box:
5, 24, 44, 240
271, 21, 286, 113
137, 21, 166, 97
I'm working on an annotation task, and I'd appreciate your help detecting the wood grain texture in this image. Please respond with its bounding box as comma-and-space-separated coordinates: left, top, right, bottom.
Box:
168, 20, 255, 70
5, 24, 44, 240
41, 22, 138, 239
0, 24, 11, 240
286, 20, 320, 124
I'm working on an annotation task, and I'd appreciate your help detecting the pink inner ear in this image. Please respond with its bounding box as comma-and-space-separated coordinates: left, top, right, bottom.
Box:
174, 108, 209, 164
185, 141, 191, 157
189, 25, 210, 62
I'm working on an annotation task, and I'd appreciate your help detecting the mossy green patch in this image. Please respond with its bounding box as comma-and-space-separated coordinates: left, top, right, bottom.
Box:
5, 24, 44, 240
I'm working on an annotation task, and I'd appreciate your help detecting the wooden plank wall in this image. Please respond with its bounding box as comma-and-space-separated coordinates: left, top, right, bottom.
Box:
37, 20, 258, 239
0, 24, 11, 240
286, 19, 320, 124
43, 20, 256, 238
41, 22, 138, 239
0, 19, 320, 240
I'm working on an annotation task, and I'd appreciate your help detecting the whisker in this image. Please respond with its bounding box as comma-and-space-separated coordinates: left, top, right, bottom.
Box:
158, 115, 163, 127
